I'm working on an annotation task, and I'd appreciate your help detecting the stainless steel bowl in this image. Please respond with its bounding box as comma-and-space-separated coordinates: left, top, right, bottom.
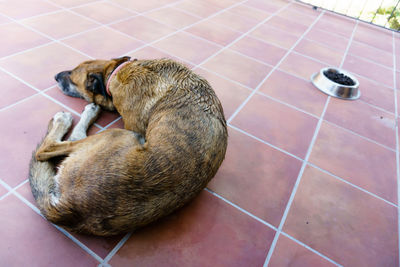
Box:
311, 67, 360, 100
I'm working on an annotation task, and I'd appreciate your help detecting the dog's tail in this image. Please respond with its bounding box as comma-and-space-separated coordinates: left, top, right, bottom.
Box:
28, 138, 59, 220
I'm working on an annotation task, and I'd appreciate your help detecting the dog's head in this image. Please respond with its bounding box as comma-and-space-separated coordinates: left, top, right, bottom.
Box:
55, 56, 131, 110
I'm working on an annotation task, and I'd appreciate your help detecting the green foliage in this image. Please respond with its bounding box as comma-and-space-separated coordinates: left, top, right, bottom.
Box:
372, 5, 400, 30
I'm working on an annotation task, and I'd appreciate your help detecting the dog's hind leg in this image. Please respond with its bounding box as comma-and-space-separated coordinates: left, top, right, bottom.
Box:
35, 111, 74, 161
35, 104, 101, 161
68, 103, 101, 141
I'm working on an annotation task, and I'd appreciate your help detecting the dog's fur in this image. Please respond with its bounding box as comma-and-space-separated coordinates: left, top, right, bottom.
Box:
29, 57, 228, 236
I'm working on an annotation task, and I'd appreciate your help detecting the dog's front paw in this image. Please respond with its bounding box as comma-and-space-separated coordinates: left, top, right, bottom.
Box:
83, 103, 101, 117
53, 111, 73, 128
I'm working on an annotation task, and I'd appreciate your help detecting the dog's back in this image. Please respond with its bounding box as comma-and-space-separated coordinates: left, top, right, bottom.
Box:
29, 59, 228, 236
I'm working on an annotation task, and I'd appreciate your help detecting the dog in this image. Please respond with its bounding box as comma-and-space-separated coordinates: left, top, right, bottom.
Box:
29, 57, 228, 236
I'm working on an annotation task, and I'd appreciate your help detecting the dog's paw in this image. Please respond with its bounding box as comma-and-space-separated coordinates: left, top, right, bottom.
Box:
53, 111, 73, 128
83, 103, 101, 117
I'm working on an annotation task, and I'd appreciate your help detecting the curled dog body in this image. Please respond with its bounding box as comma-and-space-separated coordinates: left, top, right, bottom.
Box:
29, 57, 228, 236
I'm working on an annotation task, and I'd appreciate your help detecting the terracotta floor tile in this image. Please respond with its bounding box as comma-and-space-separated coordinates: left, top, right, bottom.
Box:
0, 13, 11, 24
145, 7, 199, 29
356, 75, 395, 113
114, 0, 177, 13
0, 195, 97, 265
204, 0, 238, 9
194, 68, 250, 118
48, 0, 97, 8
45, 86, 121, 128
110, 16, 175, 43
185, 20, 242, 46
201, 50, 272, 88
15, 181, 36, 206
0, 70, 36, 109
0, 184, 8, 198
309, 122, 397, 203
343, 54, 393, 88
265, 16, 309, 37
231, 94, 318, 158
305, 28, 349, 52
22, 11, 98, 40
269, 235, 336, 267
208, 128, 302, 226
0, 94, 89, 187
174, 0, 221, 18
284, 165, 398, 266
109, 191, 275, 266
277, 8, 317, 27
249, 24, 299, 49
0, 23, 51, 58
153, 32, 221, 65
245, 0, 286, 13
107, 117, 124, 129
294, 38, 344, 66
15, 173, 126, 259
129, 46, 171, 59
349, 41, 393, 68
73, 234, 123, 259
72, 2, 136, 25
325, 98, 396, 149
395, 34, 400, 56
279, 52, 325, 80
259, 69, 327, 116
0, 43, 88, 90
231, 36, 287, 66
313, 12, 355, 38
353, 22, 393, 52
62, 27, 144, 59
0, 0, 59, 19
229, 4, 271, 22
208, 10, 260, 33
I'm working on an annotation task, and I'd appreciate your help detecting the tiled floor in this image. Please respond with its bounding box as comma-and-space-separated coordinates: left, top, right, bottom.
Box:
0, 0, 398, 266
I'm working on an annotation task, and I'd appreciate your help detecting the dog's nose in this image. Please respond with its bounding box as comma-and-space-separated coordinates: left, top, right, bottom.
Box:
55, 71, 71, 82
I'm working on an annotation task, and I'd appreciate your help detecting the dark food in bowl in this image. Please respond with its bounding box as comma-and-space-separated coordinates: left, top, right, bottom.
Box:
323, 69, 355, 86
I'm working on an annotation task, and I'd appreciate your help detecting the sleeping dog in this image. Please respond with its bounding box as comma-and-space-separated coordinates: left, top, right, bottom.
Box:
29, 57, 227, 236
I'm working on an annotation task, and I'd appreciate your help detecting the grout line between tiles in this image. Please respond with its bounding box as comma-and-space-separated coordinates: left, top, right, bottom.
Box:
114, 0, 252, 58
103, 116, 122, 128
323, 120, 396, 152
263, 12, 353, 267
0, 0, 189, 62
144, 20, 398, 167
0, 0, 394, 213
308, 163, 398, 207
263, 95, 331, 266
0, 2, 396, 265
0, 178, 28, 201
227, 123, 399, 208
0, 66, 105, 130
392, 30, 400, 265
0, 178, 104, 262
205, 188, 278, 230
187, 3, 295, 125
280, 232, 341, 266
102, 232, 132, 264
204, 187, 341, 266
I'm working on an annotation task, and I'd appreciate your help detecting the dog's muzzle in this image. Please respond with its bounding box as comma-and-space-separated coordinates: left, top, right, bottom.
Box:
55, 71, 81, 98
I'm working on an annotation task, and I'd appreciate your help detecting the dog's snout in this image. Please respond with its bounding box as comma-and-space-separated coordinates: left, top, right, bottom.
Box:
55, 71, 71, 82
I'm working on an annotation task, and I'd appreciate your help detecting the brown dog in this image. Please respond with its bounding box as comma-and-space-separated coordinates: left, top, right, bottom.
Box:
29, 57, 228, 236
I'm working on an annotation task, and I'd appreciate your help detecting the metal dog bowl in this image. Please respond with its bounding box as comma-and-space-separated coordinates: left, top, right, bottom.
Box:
311, 67, 360, 100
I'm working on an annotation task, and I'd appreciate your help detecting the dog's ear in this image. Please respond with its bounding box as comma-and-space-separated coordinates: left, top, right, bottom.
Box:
86, 72, 108, 98
112, 56, 131, 65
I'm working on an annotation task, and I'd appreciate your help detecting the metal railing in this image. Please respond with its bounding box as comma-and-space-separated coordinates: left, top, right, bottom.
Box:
297, 0, 400, 31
